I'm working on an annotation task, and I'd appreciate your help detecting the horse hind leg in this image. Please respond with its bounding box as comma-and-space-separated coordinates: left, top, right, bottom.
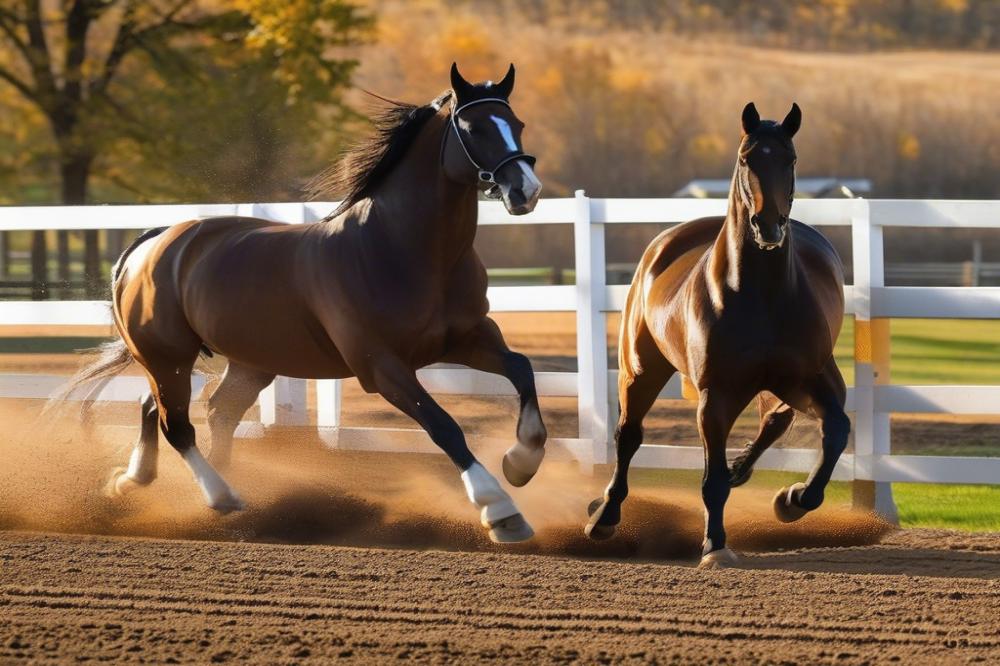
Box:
729, 393, 795, 487
206, 362, 275, 469
149, 360, 245, 514
106, 392, 159, 497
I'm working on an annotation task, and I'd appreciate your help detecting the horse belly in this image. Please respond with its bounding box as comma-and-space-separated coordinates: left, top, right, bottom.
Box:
191, 296, 352, 379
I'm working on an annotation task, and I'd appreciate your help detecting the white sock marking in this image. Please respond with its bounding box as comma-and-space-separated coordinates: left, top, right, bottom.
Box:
182, 447, 240, 510
461, 462, 519, 524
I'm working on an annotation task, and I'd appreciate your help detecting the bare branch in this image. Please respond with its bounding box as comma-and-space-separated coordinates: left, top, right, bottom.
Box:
91, 0, 201, 95
22, 0, 57, 104
0, 62, 37, 101
0, 7, 32, 59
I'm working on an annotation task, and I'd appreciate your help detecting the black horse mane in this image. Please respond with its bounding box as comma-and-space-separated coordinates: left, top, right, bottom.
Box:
307, 90, 454, 218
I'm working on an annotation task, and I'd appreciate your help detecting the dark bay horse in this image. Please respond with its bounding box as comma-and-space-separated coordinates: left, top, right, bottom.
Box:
67, 64, 548, 543
585, 103, 849, 568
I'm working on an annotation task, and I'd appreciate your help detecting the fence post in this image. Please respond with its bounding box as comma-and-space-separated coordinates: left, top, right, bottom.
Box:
316, 379, 342, 446
851, 199, 898, 522
574, 190, 610, 470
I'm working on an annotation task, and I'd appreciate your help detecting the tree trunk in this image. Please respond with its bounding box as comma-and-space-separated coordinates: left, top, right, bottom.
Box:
60, 154, 102, 298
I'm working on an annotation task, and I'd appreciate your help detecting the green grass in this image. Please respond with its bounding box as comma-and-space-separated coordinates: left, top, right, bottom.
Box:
628, 468, 1000, 532
834, 317, 1000, 386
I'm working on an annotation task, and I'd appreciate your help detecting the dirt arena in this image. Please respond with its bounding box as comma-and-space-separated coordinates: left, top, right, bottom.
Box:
1, 313, 998, 664
2, 528, 998, 665
1, 402, 999, 664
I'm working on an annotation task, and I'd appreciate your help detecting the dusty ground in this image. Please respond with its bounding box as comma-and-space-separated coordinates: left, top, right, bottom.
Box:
1, 396, 998, 664
0, 316, 998, 664
2, 529, 998, 664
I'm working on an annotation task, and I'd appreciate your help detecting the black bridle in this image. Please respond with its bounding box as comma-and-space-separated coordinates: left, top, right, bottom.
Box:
442, 97, 535, 197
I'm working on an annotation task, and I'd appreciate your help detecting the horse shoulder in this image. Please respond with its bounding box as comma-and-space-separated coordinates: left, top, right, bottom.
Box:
623, 217, 722, 377
791, 220, 846, 317
444, 251, 490, 324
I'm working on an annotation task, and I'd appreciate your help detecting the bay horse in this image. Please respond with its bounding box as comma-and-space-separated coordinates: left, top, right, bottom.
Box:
65, 64, 548, 543
585, 103, 849, 568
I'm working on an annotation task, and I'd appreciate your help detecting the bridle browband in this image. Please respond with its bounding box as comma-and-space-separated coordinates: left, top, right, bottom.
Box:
442, 96, 535, 194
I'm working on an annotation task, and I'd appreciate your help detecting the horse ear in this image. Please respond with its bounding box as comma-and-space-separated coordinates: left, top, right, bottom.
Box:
450, 62, 475, 101
781, 102, 802, 138
494, 63, 515, 98
741, 102, 761, 135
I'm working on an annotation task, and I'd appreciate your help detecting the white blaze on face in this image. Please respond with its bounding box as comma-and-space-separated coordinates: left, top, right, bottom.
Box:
517, 161, 542, 205
490, 114, 519, 152
489, 114, 541, 209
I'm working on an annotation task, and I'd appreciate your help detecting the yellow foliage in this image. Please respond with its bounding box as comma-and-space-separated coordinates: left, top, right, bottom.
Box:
609, 65, 651, 93
689, 133, 727, 161
535, 66, 564, 97
438, 16, 495, 67
898, 133, 921, 161
937, 0, 969, 12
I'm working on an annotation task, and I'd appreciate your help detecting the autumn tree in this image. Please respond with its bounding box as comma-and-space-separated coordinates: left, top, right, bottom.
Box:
0, 0, 370, 298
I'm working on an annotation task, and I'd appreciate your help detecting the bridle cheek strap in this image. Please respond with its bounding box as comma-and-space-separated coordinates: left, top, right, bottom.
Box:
737, 162, 756, 216
445, 97, 536, 188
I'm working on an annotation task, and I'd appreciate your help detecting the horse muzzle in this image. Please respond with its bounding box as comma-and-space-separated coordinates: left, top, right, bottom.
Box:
498, 160, 542, 216
750, 215, 787, 251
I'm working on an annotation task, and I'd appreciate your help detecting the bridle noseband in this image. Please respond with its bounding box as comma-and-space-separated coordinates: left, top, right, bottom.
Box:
443, 97, 535, 196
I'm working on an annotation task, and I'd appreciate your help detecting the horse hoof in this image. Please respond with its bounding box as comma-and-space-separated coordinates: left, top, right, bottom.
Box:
584, 499, 618, 540
698, 548, 740, 570
502, 443, 545, 487
104, 467, 131, 498
488, 513, 534, 543
729, 466, 753, 488
209, 493, 246, 515
584, 520, 616, 541
773, 483, 810, 523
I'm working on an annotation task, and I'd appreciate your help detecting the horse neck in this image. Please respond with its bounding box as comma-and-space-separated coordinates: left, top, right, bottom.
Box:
708, 167, 794, 300
367, 113, 479, 263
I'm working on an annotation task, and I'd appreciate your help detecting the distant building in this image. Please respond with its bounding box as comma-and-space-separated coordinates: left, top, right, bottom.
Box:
673, 177, 872, 199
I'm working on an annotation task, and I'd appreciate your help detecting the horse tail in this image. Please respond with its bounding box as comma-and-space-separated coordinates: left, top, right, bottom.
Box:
43, 228, 168, 414
44, 338, 136, 414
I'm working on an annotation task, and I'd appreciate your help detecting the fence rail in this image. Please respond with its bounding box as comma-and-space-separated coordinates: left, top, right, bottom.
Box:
3, 196, 1000, 519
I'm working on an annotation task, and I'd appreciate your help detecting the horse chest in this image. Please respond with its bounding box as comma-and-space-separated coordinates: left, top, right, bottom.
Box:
695, 307, 824, 387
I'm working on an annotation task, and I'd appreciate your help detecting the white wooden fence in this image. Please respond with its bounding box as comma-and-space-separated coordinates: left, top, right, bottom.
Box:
2, 196, 1000, 517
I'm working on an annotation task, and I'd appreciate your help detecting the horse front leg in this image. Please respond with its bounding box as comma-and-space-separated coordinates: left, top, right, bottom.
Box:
441, 318, 547, 487
773, 359, 850, 522
372, 356, 534, 543
697, 387, 749, 569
